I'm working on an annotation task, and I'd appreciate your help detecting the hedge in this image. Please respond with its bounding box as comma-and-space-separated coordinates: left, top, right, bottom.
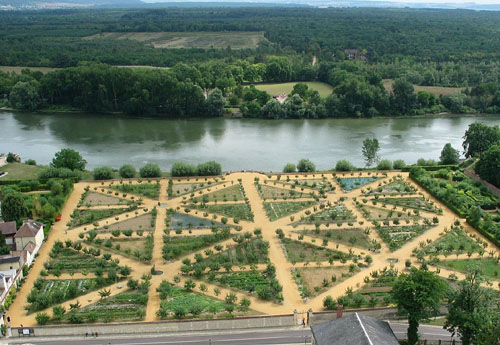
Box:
402, 165, 459, 172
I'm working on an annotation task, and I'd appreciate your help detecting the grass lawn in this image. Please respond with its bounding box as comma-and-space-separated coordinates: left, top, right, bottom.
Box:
438, 258, 500, 280
255, 81, 333, 98
110, 183, 160, 199
383, 79, 465, 97
0, 163, 45, 180
281, 238, 347, 263
263, 201, 316, 221
191, 203, 254, 221
417, 227, 484, 256
162, 231, 232, 260
299, 228, 372, 250
69, 207, 131, 228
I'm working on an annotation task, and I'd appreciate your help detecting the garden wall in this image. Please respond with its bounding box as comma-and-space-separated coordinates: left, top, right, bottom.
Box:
12, 314, 296, 337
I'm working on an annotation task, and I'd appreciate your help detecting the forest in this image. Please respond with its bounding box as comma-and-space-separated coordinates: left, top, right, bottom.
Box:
1, 7, 500, 117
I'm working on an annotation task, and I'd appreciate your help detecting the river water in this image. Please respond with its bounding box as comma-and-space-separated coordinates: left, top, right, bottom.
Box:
1, 111, 500, 171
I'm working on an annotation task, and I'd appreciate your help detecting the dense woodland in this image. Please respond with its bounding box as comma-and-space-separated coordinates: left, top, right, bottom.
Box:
1, 7, 500, 117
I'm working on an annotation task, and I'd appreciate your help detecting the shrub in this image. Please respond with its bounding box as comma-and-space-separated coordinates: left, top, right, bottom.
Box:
119, 164, 136, 178
140, 163, 161, 178
283, 163, 296, 173
93, 166, 114, 180
393, 159, 406, 169
25, 159, 37, 165
376, 160, 393, 170
6, 152, 20, 163
36, 312, 50, 325
171, 162, 196, 177
297, 159, 316, 172
323, 296, 337, 310
335, 160, 355, 172
197, 161, 222, 176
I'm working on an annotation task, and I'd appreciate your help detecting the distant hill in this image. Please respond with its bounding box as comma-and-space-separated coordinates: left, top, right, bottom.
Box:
1, 0, 500, 11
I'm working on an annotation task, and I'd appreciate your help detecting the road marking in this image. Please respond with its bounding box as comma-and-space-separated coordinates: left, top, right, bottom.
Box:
84, 335, 311, 345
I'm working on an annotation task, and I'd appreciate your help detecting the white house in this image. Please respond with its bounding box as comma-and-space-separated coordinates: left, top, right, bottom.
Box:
14, 220, 44, 258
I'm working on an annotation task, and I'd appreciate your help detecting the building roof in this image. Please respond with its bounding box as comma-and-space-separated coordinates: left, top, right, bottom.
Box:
23, 241, 36, 254
14, 220, 43, 238
0, 255, 22, 265
310, 313, 400, 345
0, 221, 17, 236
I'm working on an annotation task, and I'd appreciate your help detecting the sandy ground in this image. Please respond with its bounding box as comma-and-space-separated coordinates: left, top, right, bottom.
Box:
7, 171, 500, 327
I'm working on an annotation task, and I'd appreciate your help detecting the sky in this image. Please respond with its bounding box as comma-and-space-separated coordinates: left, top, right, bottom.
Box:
143, 0, 500, 4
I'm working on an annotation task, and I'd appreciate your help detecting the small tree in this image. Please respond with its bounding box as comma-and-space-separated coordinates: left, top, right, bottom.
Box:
283, 163, 296, 173
36, 312, 50, 325
1, 192, 28, 223
445, 269, 496, 345
93, 166, 114, 180
119, 164, 136, 178
440, 143, 460, 165
51, 148, 86, 170
297, 159, 316, 172
139, 163, 161, 178
335, 160, 355, 172
391, 268, 448, 345
362, 138, 380, 167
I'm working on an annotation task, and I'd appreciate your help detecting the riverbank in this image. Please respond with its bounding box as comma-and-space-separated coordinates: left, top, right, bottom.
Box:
1, 111, 499, 171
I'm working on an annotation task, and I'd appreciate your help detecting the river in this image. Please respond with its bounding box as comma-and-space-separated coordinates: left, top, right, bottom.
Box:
1, 111, 500, 171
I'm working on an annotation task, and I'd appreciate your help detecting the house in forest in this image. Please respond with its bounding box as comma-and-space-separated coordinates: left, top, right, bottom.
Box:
344, 49, 367, 61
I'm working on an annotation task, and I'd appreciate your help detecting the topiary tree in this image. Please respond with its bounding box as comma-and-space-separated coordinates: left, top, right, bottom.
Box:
376, 159, 393, 170
297, 159, 315, 172
119, 164, 136, 178
283, 163, 296, 173
140, 163, 161, 178
93, 166, 114, 180
197, 161, 222, 176
335, 160, 355, 172
171, 162, 196, 177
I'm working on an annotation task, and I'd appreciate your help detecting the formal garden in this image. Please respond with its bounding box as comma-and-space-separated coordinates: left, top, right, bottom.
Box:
6, 168, 499, 327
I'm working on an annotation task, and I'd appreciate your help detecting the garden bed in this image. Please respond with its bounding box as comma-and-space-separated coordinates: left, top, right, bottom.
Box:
338, 177, 378, 191
299, 228, 373, 250
294, 204, 356, 225
256, 184, 312, 200
280, 238, 349, 263
97, 213, 154, 232
81, 192, 131, 206
110, 182, 160, 199
69, 207, 135, 228
190, 203, 254, 222
294, 266, 361, 298
263, 201, 316, 221
375, 224, 433, 251
162, 229, 232, 260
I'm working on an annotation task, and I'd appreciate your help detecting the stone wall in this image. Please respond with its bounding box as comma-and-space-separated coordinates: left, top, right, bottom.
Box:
13, 314, 295, 337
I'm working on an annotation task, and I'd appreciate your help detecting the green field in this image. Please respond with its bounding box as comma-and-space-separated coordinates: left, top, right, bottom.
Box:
85, 31, 267, 50
0, 163, 45, 180
383, 79, 464, 97
255, 82, 334, 98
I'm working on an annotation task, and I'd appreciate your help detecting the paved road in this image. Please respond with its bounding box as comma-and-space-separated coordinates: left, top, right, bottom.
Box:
6, 324, 456, 345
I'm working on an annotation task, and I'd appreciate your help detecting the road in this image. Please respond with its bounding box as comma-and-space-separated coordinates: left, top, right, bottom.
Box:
6, 324, 456, 345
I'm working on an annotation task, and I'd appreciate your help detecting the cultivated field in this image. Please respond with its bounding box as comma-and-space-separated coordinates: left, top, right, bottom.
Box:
383, 79, 465, 97
255, 81, 334, 98
7, 171, 500, 327
84, 31, 267, 50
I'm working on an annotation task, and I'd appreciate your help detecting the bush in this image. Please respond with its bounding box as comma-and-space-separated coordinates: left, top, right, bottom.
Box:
38, 167, 81, 180
36, 312, 50, 325
6, 153, 20, 163
197, 161, 222, 176
323, 295, 338, 310
417, 158, 437, 166
297, 159, 316, 172
171, 162, 196, 177
335, 160, 356, 172
393, 159, 406, 169
119, 164, 136, 178
376, 159, 393, 170
140, 163, 161, 178
283, 163, 296, 173
93, 166, 114, 180
25, 159, 37, 166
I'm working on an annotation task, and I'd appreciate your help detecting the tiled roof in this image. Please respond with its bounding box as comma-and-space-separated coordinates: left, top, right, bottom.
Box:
310, 313, 400, 345
0, 221, 17, 236
14, 220, 43, 238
